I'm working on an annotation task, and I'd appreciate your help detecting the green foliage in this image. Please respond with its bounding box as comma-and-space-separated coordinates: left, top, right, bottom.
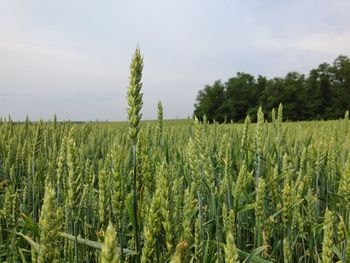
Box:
194, 55, 350, 122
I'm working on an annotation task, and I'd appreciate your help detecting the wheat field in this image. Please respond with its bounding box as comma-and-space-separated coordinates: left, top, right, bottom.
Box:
0, 111, 349, 262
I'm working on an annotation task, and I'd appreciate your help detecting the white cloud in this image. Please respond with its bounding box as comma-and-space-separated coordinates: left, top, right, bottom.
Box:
293, 33, 350, 54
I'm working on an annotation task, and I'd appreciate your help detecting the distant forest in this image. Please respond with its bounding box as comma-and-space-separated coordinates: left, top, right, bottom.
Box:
194, 55, 350, 122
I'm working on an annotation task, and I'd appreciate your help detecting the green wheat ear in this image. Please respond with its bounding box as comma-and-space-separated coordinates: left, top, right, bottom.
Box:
170, 241, 188, 263
127, 47, 144, 142
126, 47, 144, 262
157, 100, 164, 140
38, 183, 62, 263
224, 233, 239, 263
322, 209, 334, 263
101, 222, 120, 263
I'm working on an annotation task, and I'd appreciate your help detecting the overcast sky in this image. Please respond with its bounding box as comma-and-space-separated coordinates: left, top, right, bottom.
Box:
1, 0, 350, 121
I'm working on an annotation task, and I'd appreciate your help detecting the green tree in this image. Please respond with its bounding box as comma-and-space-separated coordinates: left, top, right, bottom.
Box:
193, 55, 350, 123
194, 80, 226, 122
225, 73, 257, 121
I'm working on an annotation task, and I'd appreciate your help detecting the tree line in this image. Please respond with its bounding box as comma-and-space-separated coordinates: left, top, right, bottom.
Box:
194, 55, 350, 122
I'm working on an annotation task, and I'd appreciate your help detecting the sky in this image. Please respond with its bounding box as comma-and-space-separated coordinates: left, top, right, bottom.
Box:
1, 0, 350, 121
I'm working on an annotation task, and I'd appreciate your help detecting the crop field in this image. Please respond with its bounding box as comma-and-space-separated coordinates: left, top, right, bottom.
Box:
0, 109, 350, 263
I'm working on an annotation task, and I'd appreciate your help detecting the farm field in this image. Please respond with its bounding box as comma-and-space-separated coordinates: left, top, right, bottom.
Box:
0, 111, 349, 262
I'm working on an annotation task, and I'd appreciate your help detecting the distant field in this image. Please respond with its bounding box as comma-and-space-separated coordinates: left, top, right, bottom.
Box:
95, 118, 192, 126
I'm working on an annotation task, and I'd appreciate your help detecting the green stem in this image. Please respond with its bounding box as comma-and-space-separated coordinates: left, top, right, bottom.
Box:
132, 143, 141, 263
